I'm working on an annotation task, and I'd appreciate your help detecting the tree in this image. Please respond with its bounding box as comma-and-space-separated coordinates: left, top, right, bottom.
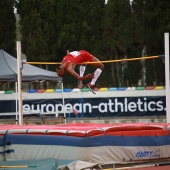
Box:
143, 0, 170, 86
17, 0, 59, 62
17, 0, 106, 87
79, 0, 105, 55
56, 0, 106, 87
15, 0, 169, 87
102, 0, 134, 86
123, 0, 146, 87
0, 0, 16, 56
131, 0, 146, 56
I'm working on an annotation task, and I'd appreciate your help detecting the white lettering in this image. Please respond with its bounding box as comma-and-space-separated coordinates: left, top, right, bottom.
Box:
22, 97, 165, 115
144, 98, 147, 112
115, 98, 124, 112
23, 104, 30, 112
84, 103, 92, 112
41, 104, 46, 113
157, 101, 164, 111
98, 103, 107, 113
73, 103, 82, 112
30, 104, 40, 112
108, 99, 114, 112
128, 102, 136, 112
65, 103, 73, 112
137, 98, 144, 112
148, 101, 156, 111
55, 104, 63, 112
46, 104, 55, 112
124, 98, 128, 112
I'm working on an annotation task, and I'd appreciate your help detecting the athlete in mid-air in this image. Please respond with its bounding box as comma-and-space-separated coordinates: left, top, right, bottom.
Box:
56, 50, 104, 94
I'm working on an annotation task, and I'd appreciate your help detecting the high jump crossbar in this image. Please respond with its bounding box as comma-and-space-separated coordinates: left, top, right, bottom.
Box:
27, 55, 164, 65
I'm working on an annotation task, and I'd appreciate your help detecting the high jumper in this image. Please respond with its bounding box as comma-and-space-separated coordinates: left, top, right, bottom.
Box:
56, 50, 104, 94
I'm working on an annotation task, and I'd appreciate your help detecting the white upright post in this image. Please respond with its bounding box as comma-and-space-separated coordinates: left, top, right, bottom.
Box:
165, 33, 170, 123
15, 82, 18, 124
17, 41, 23, 125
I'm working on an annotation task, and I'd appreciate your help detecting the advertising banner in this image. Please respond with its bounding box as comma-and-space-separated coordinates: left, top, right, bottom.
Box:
0, 96, 166, 117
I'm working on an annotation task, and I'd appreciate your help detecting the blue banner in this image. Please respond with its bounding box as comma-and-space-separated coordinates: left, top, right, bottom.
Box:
0, 96, 166, 117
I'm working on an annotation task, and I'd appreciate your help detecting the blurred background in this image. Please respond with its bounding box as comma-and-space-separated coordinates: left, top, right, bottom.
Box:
0, 0, 169, 90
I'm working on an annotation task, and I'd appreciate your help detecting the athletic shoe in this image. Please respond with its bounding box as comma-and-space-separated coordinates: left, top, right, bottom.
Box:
78, 81, 83, 89
87, 83, 96, 94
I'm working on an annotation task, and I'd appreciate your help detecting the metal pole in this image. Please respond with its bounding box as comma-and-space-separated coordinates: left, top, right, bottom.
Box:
17, 41, 23, 125
15, 82, 18, 124
165, 33, 170, 123
61, 82, 66, 124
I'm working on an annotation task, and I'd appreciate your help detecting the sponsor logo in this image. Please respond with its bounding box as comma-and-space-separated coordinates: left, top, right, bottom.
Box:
23, 97, 165, 114
136, 150, 160, 158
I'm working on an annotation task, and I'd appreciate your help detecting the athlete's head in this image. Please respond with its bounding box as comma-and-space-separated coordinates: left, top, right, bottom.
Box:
56, 66, 65, 77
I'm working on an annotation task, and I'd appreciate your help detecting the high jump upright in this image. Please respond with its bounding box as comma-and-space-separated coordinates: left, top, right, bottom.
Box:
165, 32, 170, 123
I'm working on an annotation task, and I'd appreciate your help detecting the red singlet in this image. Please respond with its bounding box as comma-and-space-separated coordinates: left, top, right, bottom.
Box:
62, 50, 94, 69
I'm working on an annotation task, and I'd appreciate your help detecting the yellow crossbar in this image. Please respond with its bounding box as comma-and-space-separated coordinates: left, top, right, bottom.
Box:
26, 55, 160, 65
